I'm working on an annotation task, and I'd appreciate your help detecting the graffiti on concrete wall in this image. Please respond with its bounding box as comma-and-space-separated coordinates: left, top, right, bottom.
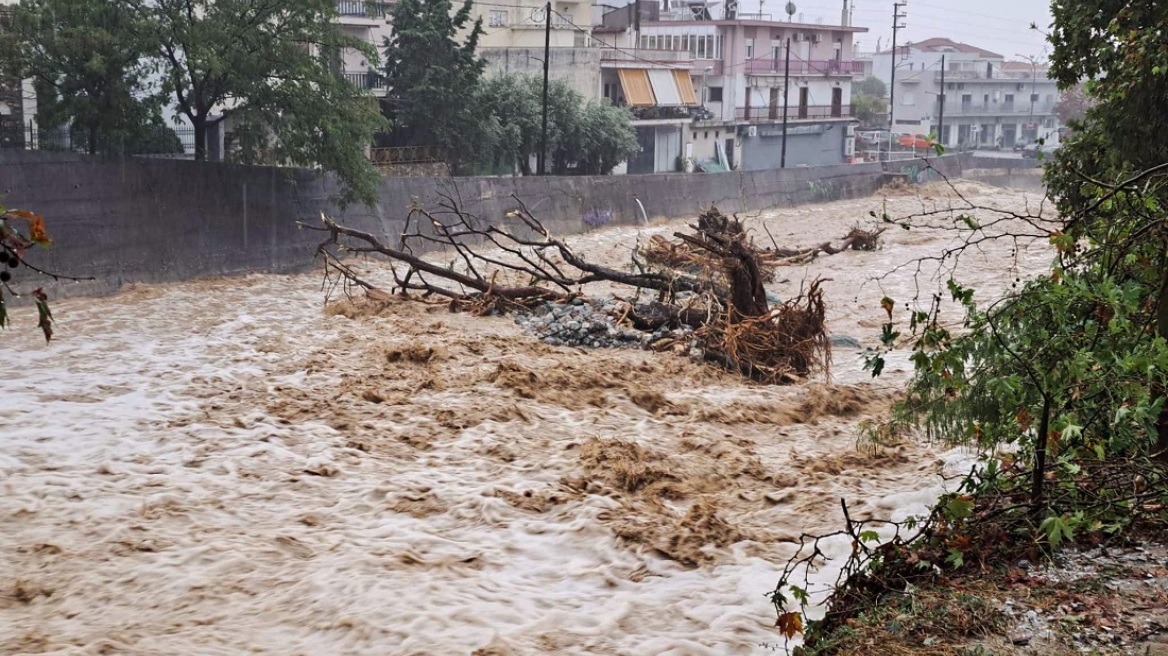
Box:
899, 164, 941, 184
807, 179, 838, 201
582, 207, 613, 228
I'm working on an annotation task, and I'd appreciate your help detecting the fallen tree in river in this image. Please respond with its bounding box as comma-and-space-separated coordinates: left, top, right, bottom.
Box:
301, 198, 881, 384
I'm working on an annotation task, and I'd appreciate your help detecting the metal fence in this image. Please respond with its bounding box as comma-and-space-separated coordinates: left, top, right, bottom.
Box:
3, 123, 197, 157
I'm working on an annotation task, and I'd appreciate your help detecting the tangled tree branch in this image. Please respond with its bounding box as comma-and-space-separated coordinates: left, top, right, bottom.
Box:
301, 195, 838, 382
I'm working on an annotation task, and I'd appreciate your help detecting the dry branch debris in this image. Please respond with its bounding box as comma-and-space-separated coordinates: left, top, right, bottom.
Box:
302, 199, 854, 384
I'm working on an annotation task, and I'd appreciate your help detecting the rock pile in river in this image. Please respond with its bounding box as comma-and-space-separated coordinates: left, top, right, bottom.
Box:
514, 298, 696, 350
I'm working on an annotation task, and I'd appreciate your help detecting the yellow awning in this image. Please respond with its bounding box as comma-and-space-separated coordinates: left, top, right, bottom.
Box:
617, 69, 656, 107
673, 70, 698, 105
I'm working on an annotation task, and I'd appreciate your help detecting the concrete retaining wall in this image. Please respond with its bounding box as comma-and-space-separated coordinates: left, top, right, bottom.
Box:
0, 149, 969, 299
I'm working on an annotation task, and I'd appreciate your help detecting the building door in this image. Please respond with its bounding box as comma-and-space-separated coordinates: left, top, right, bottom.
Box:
1001, 123, 1017, 147
831, 87, 843, 118
725, 138, 735, 169
655, 127, 681, 172
769, 87, 780, 120
798, 87, 809, 119
957, 124, 971, 146
797, 40, 810, 64
627, 126, 656, 174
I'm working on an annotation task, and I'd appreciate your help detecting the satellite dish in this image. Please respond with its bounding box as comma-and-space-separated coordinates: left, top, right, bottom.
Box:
785, 2, 796, 18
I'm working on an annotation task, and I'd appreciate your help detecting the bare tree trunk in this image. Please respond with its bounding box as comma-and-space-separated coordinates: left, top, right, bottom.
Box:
1031, 397, 1052, 514
192, 115, 207, 162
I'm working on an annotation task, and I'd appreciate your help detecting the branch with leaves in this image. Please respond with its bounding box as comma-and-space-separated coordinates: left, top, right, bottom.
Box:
0, 205, 91, 342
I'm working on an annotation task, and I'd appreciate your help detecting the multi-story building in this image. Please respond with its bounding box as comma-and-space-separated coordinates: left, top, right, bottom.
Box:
333, 0, 601, 103
334, 0, 394, 97
597, 0, 865, 173
870, 37, 1060, 149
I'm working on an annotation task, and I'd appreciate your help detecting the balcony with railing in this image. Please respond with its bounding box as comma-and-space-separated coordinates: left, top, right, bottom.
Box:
934, 70, 1051, 82
945, 101, 1057, 116
735, 104, 853, 122
745, 59, 864, 76
342, 70, 388, 94
599, 48, 695, 67
336, 0, 389, 22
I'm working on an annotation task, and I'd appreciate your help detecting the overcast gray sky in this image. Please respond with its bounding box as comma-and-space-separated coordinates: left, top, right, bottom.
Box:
758, 0, 1053, 61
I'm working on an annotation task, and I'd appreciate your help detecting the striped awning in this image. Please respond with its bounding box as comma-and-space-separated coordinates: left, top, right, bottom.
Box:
673, 70, 698, 105
647, 69, 682, 106
617, 69, 656, 107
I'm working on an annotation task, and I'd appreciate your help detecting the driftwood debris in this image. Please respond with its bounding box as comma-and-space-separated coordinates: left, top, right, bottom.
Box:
302, 198, 857, 384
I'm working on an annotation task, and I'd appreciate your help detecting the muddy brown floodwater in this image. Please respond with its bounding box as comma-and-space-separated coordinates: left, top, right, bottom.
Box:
1, 181, 1052, 655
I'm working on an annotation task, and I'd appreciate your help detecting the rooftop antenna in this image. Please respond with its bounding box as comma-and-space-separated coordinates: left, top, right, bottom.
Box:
785, 1, 796, 22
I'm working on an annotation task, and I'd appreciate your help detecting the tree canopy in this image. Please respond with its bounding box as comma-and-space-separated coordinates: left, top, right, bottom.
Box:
0, 0, 163, 154
864, 0, 1168, 545
472, 74, 638, 176
138, 0, 387, 204
380, 0, 486, 168
851, 77, 887, 127
3, 0, 388, 205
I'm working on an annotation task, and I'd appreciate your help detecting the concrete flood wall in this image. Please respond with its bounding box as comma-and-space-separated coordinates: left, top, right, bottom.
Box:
0, 150, 969, 299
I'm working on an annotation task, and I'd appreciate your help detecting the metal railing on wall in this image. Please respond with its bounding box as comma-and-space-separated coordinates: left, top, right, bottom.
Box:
3, 124, 197, 157
368, 145, 446, 165
735, 104, 853, 122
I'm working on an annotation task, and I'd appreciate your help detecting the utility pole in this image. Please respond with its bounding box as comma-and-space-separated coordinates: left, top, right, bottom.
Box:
889, 1, 907, 132
937, 54, 945, 147
538, 1, 551, 175
781, 38, 791, 168
633, 0, 640, 53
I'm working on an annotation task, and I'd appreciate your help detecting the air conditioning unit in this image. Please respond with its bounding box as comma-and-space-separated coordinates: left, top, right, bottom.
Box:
844, 139, 856, 157
747, 126, 758, 137
811, 33, 822, 43
845, 124, 856, 137
793, 33, 806, 42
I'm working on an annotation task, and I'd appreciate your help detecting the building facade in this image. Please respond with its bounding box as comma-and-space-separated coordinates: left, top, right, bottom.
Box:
598, 0, 865, 172
870, 37, 1060, 149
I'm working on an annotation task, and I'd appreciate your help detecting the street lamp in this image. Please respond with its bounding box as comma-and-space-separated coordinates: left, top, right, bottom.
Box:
1015, 53, 1039, 142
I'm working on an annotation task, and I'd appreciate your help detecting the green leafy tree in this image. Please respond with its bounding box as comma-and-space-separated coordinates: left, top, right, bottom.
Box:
0, 0, 161, 154
853, 76, 886, 99
861, 0, 1168, 542
381, 0, 485, 168
851, 94, 887, 127
850, 77, 888, 127
134, 0, 387, 204
473, 74, 638, 176
473, 73, 540, 174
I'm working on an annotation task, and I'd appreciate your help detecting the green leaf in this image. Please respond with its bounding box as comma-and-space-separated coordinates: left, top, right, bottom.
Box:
858, 530, 880, 543
945, 548, 965, 569
789, 585, 810, 606
1040, 515, 1075, 549
945, 497, 974, 519
34, 289, 53, 343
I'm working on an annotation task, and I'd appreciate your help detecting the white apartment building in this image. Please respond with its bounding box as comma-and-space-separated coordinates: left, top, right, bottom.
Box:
870, 37, 1060, 149
335, 0, 394, 96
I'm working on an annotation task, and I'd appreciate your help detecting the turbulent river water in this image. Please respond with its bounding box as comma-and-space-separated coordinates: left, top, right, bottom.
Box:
1, 181, 1052, 655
